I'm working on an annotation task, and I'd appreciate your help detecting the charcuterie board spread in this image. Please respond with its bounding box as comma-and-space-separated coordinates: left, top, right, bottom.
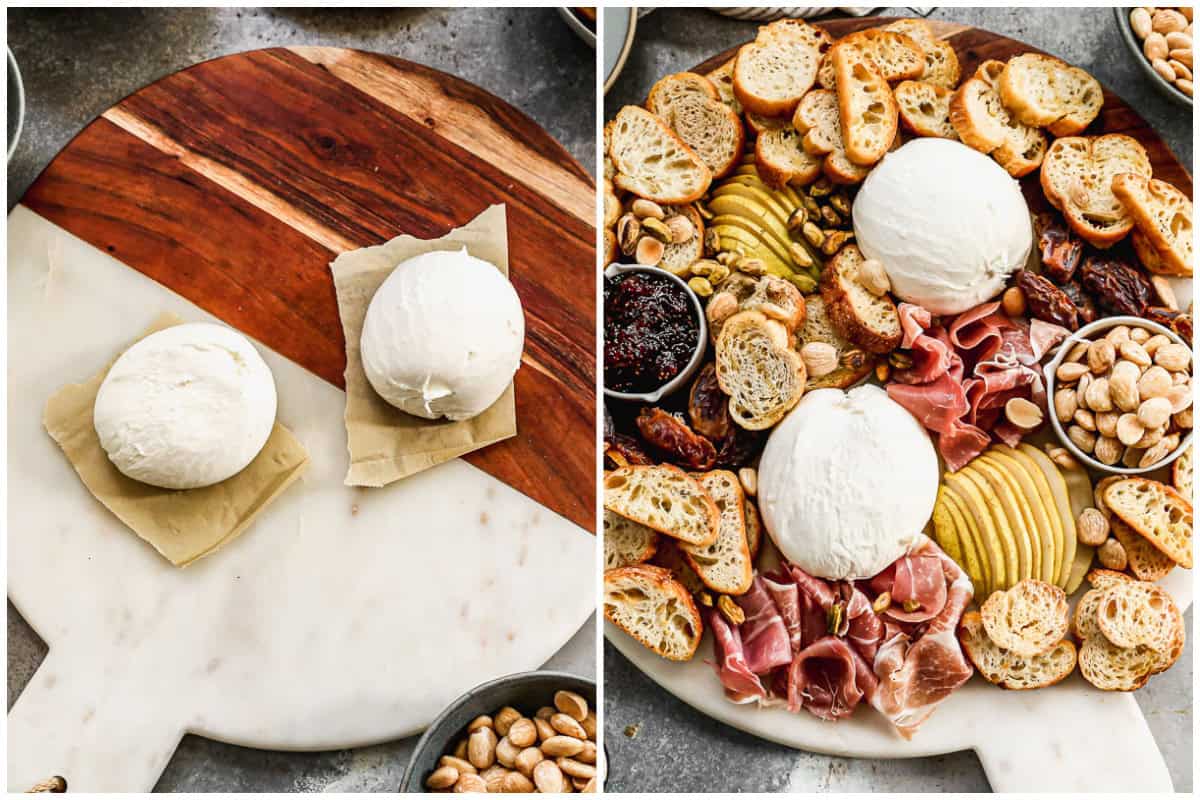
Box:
601, 16, 1192, 792
8, 48, 594, 792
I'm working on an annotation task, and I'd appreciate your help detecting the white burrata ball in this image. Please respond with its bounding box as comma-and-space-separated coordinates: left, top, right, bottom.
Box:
360, 247, 524, 421
853, 138, 1033, 315
94, 323, 277, 490
757, 385, 939, 580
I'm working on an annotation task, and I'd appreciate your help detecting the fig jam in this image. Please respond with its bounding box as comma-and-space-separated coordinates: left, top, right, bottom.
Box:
604, 271, 699, 394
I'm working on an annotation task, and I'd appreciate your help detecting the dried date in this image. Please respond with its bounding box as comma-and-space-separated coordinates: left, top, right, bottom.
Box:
1143, 306, 1194, 343
1060, 281, 1098, 325
1035, 212, 1084, 284
604, 433, 654, 469
688, 362, 732, 441
636, 407, 717, 470
1079, 255, 1153, 317
1015, 270, 1079, 330
713, 425, 764, 470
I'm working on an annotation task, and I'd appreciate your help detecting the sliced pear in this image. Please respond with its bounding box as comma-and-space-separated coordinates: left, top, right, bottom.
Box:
710, 184, 796, 231
933, 486, 985, 597
709, 223, 795, 271
944, 474, 1008, 597
944, 485, 991, 597
707, 198, 795, 254
988, 448, 1061, 585
975, 456, 1043, 583
1017, 443, 1086, 591
1040, 447, 1097, 594
964, 462, 1034, 583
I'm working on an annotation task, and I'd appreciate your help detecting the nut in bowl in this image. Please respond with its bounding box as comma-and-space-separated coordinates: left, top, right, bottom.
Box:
1115, 6, 1194, 106
1045, 316, 1193, 475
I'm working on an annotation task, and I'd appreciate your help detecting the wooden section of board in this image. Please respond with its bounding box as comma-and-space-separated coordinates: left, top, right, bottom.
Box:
694, 16, 1192, 194
20, 47, 596, 533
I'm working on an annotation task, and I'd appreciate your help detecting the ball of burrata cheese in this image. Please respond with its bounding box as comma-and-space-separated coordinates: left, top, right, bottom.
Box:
852, 138, 1033, 315
360, 247, 525, 421
757, 385, 940, 580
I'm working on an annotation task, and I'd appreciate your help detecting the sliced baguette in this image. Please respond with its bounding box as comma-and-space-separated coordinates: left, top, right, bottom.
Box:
894, 80, 957, 139
1094, 579, 1182, 656
999, 53, 1103, 136
1102, 478, 1193, 568
651, 537, 707, 595
604, 509, 658, 570
981, 579, 1070, 657
1111, 173, 1194, 277
794, 293, 876, 390
882, 19, 961, 89
1078, 634, 1158, 691
681, 470, 753, 595
603, 564, 703, 661
820, 244, 902, 354
1174, 446, 1192, 500
832, 41, 899, 166
647, 72, 745, 180
792, 89, 871, 184
603, 180, 622, 229
715, 310, 807, 431
1110, 516, 1176, 582
816, 29, 925, 89
959, 611, 1077, 690
950, 60, 1047, 177
710, 272, 807, 343
1040, 134, 1152, 248
744, 497, 763, 561
706, 58, 743, 114
733, 19, 831, 116
609, 105, 713, 204
603, 228, 618, 266
744, 111, 791, 136
660, 204, 705, 275
754, 127, 822, 188
603, 464, 720, 546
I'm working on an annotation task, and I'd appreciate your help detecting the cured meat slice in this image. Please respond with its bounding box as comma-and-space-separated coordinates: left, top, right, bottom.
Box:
787, 636, 878, 720
870, 549, 948, 623
736, 576, 793, 674
707, 608, 767, 702
761, 572, 804, 654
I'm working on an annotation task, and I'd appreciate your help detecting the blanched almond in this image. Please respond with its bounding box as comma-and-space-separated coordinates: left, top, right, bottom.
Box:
1094, 435, 1123, 466
441, 756, 477, 775
1123, 446, 1146, 468
1097, 410, 1120, 438
551, 712, 587, 739
1088, 339, 1116, 373
507, 718, 537, 749
554, 690, 589, 722
1167, 384, 1193, 413
1140, 438, 1176, 467
1057, 362, 1089, 383
1055, 388, 1079, 422
1143, 333, 1171, 356
1117, 413, 1146, 446
542, 735, 585, 758
1109, 368, 1140, 412
738, 467, 758, 497
468, 715, 493, 733
1120, 340, 1152, 367
1105, 325, 1132, 346
857, 258, 891, 296
1073, 408, 1097, 432
1146, 31, 1170, 60
1068, 425, 1097, 454
495, 736, 519, 768
494, 707, 521, 737
468, 727, 497, 770
534, 717, 556, 742
427, 766, 460, 790
1138, 365, 1173, 399
1085, 376, 1114, 412
1153, 9, 1188, 34
514, 746, 544, 777
557, 757, 598, 780
1154, 343, 1191, 372
533, 760, 566, 793
1138, 396, 1173, 428
1132, 7, 1154, 38
1129, 325, 1150, 344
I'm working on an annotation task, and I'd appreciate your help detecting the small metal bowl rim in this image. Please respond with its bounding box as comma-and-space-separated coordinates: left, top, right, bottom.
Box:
1112, 7, 1193, 108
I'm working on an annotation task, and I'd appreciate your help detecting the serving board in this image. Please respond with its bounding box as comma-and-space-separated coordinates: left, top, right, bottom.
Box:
8, 48, 595, 792
608, 17, 1193, 793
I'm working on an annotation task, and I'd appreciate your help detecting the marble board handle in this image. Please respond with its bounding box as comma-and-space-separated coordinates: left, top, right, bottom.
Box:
972, 680, 1172, 792
7, 649, 181, 792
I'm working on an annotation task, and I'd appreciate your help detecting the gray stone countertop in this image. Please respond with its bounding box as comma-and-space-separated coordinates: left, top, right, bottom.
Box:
603, 6, 1192, 794
6, 7, 595, 793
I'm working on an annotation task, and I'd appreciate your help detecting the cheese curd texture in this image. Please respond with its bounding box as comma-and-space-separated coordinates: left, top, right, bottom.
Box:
360, 247, 525, 421
852, 138, 1033, 315
93, 323, 278, 490
757, 385, 939, 580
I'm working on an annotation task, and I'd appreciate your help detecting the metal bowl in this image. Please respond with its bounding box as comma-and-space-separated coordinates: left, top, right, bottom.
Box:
557, 7, 595, 48
1113, 7, 1193, 108
603, 262, 708, 405
8, 46, 25, 161
1043, 315, 1192, 475
399, 670, 595, 792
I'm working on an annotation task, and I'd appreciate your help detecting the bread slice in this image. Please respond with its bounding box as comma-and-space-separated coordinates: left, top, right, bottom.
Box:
999, 53, 1103, 136
603, 564, 703, 661
894, 80, 957, 139
1040, 134, 1152, 248
981, 579, 1070, 657
680, 470, 753, 595
603, 228, 618, 265
753, 127, 822, 188
608, 105, 713, 204
1103, 478, 1193, 568
819, 244, 901, 354
660, 204, 705, 275
715, 310, 807, 431
1078, 634, 1158, 691
831, 41, 898, 166
791, 89, 871, 184
651, 538, 706, 595
710, 273, 807, 343
950, 61, 1047, 177
603, 180, 622, 229
1174, 446, 1192, 500
604, 509, 658, 570
733, 19, 831, 116
1111, 173, 1194, 277
1094, 579, 1181, 653
1110, 516, 1175, 582
882, 19, 961, 89
603, 465, 720, 547
744, 497, 763, 560
794, 293, 876, 390
744, 111, 790, 136
647, 72, 745, 180
959, 611, 1077, 690
706, 58, 743, 114
815, 29, 925, 89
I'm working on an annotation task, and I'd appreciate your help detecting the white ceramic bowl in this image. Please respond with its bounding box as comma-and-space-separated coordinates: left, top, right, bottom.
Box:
8, 47, 25, 162
603, 262, 708, 404
1043, 315, 1193, 475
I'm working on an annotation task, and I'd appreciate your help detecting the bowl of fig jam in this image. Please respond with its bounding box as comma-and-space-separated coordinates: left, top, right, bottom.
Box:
604, 264, 706, 403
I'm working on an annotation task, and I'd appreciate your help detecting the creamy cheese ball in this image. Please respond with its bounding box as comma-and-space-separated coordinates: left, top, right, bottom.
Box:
93, 323, 278, 490
360, 247, 525, 421
757, 385, 940, 580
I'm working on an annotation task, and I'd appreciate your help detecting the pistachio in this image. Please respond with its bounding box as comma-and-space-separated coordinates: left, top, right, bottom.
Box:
1073, 408, 1097, 432
738, 467, 758, 497
872, 591, 892, 613
826, 602, 844, 634
1002, 286, 1027, 317
704, 228, 721, 256
617, 213, 641, 255
1054, 388, 1079, 423
1077, 507, 1110, 547
1117, 413, 1146, 446
1088, 339, 1116, 374
707, 264, 731, 285
640, 216, 672, 243
1068, 425, 1097, 454
830, 192, 851, 216
688, 276, 713, 297
786, 207, 808, 233
809, 177, 832, 197
635, 235, 664, 266
802, 194, 821, 216
1006, 397, 1044, 430
738, 257, 767, 277
888, 350, 914, 370
801, 341, 839, 377
857, 258, 891, 296
789, 241, 815, 268
1056, 361, 1089, 383
718, 594, 745, 625
1097, 538, 1128, 571
695, 200, 714, 221
802, 221, 825, 248
697, 590, 714, 607
822, 230, 853, 256
1094, 435, 1123, 466
630, 198, 665, 219
716, 250, 741, 267
843, 349, 868, 370
820, 205, 841, 227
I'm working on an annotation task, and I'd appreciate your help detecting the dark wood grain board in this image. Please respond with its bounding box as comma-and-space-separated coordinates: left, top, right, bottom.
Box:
693, 17, 1193, 195
20, 47, 596, 533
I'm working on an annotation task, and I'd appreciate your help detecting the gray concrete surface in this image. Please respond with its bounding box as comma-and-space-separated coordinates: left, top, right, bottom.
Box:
6, 7, 596, 793
604, 7, 1192, 794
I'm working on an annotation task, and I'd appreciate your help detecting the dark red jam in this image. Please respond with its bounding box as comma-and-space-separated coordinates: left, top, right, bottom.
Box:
605, 271, 699, 395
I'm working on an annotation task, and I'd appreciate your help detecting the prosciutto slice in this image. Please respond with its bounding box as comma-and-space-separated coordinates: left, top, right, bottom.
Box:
736, 576, 793, 674
707, 608, 765, 702
762, 572, 804, 654
787, 636, 878, 720
870, 550, 948, 624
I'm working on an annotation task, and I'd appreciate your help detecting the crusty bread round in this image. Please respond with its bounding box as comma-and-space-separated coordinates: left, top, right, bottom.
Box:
1110, 516, 1175, 583
1040, 134, 1152, 248
608, 105, 713, 204
815, 29, 926, 89
715, 310, 807, 431
831, 41, 899, 167
1102, 478, 1193, 568
603, 564, 703, 661
794, 293, 876, 390
819, 244, 901, 355
792, 89, 871, 184
895, 80, 957, 139
999, 53, 1102, 136
604, 509, 658, 571
647, 72, 746, 181
949, 73, 1010, 155
1078, 634, 1158, 691
603, 464, 720, 546
1174, 446, 1193, 500
733, 19, 829, 117
981, 579, 1070, 657
753, 127, 822, 189
882, 19, 961, 89
680, 470, 753, 596
1094, 580, 1180, 654
1111, 173, 1194, 277
959, 611, 1078, 690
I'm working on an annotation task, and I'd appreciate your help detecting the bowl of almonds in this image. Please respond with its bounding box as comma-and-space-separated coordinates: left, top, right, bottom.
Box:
1116, 6, 1193, 106
1045, 316, 1193, 475
402, 670, 599, 793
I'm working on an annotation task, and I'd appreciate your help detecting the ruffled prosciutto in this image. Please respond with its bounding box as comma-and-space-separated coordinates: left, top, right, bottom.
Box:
762, 573, 804, 654
870, 549, 948, 623
736, 577, 793, 674
887, 302, 1069, 471
787, 637, 878, 720
707, 608, 765, 703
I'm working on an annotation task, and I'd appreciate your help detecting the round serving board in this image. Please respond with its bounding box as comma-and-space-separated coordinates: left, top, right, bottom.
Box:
8, 48, 595, 791
608, 17, 1193, 793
